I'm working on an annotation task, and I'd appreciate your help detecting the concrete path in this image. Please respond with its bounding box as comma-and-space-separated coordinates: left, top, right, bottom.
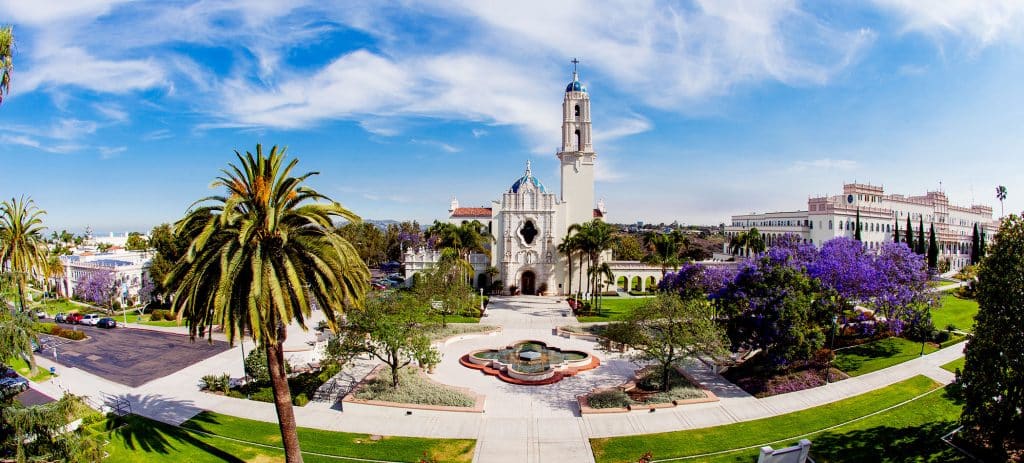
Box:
28, 295, 966, 463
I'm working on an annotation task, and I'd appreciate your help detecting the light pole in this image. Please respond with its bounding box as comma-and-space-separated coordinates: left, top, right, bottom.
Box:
826, 314, 838, 384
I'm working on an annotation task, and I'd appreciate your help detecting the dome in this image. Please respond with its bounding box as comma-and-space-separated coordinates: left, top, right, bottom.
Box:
565, 69, 587, 93
510, 160, 547, 193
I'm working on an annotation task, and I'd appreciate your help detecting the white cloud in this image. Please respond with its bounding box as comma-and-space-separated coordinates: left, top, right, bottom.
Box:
142, 129, 173, 141
790, 158, 859, 172
411, 139, 461, 153
472, 128, 488, 138
98, 146, 127, 159
20, 47, 167, 95
872, 0, 1024, 46
93, 103, 129, 122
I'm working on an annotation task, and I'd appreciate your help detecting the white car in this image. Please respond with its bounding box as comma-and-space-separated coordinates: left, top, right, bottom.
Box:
34, 309, 47, 319
80, 314, 101, 326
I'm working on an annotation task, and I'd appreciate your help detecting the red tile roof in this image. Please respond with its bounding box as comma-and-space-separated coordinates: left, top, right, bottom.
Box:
593, 208, 603, 218
451, 207, 492, 218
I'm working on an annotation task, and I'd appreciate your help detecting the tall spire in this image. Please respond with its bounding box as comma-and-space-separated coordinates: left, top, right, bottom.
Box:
570, 57, 580, 80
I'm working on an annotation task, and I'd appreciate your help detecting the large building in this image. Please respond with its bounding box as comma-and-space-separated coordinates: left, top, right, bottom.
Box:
725, 183, 999, 270
59, 250, 152, 306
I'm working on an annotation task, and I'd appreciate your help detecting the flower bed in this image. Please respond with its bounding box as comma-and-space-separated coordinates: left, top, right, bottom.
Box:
578, 366, 717, 414
38, 322, 87, 341
723, 360, 848, 398
345, 365, 484, 412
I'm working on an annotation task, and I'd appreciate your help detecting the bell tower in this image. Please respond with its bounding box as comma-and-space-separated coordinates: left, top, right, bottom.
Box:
558, 58, 596, 226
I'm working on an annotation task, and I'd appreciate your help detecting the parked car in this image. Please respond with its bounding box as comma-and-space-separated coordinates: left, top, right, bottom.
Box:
65, 313, 84, 324
55, 312, 67, 323
34, 309, 47, 319
80, 314, 101, 326
96, 317, 117, 329
0, 377, 29, 397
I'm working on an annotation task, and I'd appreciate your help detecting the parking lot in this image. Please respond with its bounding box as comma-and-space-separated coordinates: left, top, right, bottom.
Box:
43, 325, 231, 387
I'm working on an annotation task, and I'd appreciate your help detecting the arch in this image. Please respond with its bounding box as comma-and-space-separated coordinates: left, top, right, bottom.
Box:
574, 129, 581, 151
574, 104, 580, 118
520, 271, 536, 295
616, 276, 627, 292
631, 276, 641, 293
477, 273, 488, 290
645, 276, 657, 292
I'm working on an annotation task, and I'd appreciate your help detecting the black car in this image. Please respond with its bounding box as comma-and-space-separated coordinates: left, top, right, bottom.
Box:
96, 317, 117, 329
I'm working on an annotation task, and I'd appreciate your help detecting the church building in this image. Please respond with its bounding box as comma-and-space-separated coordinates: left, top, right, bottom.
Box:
404, 63, 610, 295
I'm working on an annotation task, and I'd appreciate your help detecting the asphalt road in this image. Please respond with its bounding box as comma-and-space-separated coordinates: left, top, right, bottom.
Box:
43, 324, 231, 387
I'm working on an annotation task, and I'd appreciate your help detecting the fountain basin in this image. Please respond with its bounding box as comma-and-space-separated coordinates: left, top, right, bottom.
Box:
464, 340, 596, 384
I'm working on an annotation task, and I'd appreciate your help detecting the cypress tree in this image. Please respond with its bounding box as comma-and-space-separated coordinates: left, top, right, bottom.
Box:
916, 217, 926, 255
927, 223, 939, 270
959, 214, 1024, 455
905, 215, 914, 250
854, 208, 862, 241
971, 223, 980, 265
893, 220, 900, 244
980, 230, 986, 258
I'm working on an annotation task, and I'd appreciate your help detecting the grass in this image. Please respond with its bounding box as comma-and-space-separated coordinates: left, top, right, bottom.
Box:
120, 312, 181, 327
942, 357, 965, 373
354, 367, 476, 407
931, 295, 979, 333
30, 298, 83, 315
99, 412, 475, 463
6, 355, 54, 382
590, 375, 966, 463
575, 297, 649, 322
833, 337, 938, 377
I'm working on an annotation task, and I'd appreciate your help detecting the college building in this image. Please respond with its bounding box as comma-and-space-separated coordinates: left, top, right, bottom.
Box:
724, 183, 999, 270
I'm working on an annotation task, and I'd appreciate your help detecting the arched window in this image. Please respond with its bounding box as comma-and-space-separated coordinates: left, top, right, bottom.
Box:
574, 105, 580, 118
574, 129, 581, 150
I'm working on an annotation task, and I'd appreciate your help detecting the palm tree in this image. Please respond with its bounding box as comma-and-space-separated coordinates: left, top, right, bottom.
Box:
996, 185, 1007, 218
484, 266, 499, 293
577, 220, 615, 305
45, 252, 65, 298
557, 232, 578, 295
165, 145, 369, 462
587, 262, 614, 313
642, 231, 684, 277
0, 25, 12, 105
0, 196, 47, 311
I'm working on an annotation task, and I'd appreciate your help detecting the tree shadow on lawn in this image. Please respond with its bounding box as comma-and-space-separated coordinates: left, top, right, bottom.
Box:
832, 338, 904, 372
808, 421, 967, 463
107, 413, 245, 462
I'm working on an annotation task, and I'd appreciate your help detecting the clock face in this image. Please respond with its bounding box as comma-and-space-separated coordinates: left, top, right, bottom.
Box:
847, 194, 854, 204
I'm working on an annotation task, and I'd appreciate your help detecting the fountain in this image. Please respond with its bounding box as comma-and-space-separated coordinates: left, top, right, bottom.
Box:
462, 340, 598, 385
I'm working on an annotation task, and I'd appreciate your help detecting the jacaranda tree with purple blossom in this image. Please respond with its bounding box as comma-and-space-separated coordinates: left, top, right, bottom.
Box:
77, 270, 117, 309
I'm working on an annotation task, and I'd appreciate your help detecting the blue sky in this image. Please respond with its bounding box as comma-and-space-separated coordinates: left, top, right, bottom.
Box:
1, 1, 1022, 234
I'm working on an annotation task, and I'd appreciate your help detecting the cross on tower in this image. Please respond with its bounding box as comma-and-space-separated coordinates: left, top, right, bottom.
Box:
571, 58, 579, 75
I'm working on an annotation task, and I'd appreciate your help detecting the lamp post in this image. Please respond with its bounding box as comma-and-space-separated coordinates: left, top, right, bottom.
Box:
826, 314, 838, 384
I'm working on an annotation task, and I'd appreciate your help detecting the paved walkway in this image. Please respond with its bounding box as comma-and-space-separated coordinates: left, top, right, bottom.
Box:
28, 295, 966, 463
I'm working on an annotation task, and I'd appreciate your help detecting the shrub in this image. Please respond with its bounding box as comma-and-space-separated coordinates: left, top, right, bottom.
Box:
587, 389, 630, 409
250, 388, 274, 403
293, 393, 309, 406
162, 311, 177, 321
47, 324, 86, 341
354, 367, 475, 407
149, 310, 166, 322
200, 373, 231, 393
112, 300, 122, 312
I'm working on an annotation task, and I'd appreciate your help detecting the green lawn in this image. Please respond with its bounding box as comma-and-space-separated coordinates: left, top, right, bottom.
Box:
833, 337, 937, 377
575, 297, 650, 322
6, 356, 54, 382
120, 313, 182, 327
100, 411, 476, 463
591, 375, 967, 463
942, 357, 966, 373
931, 295, 979, 333
30, 298, 85, 315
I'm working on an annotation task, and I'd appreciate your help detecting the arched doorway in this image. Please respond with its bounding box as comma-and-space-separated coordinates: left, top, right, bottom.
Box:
520, 271, 536, 295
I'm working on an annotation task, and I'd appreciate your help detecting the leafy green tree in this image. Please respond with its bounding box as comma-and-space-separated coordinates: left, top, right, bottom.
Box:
146, 222, 194, 300
603, 293, 726, 391
0, 25, 12, 105
1, 395, 104, 462
980, 229, 987, 259
124, 231, 148, 251
337, 221, 386, 267
415, 249, 476, 326
959, 213, 1024, 455
0, 309, 38, 374
340, 293, 439, 387
165, 145, 369, 462
611, 233, 644, 261
0, 196, 47, 311
927, 223, 938, 270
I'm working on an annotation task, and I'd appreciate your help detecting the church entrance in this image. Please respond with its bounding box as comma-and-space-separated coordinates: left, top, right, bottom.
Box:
520, 271, 536, 295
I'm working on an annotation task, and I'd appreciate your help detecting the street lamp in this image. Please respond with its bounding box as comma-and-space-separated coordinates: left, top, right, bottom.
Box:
826, 314, 838, 384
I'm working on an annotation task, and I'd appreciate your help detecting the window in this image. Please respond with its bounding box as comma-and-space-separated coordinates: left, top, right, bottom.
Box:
520, 220, 538, 245
574, 129, 581, 150
829, 220, 833, 230
574, 105, 580, 118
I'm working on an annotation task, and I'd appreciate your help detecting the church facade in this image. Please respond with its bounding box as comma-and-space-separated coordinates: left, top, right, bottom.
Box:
404, 65, 608, 295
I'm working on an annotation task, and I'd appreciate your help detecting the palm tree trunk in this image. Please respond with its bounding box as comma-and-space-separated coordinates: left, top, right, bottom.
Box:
17, 279, 27, 312
266, 339, 303, 462
566, 253, 573, 295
